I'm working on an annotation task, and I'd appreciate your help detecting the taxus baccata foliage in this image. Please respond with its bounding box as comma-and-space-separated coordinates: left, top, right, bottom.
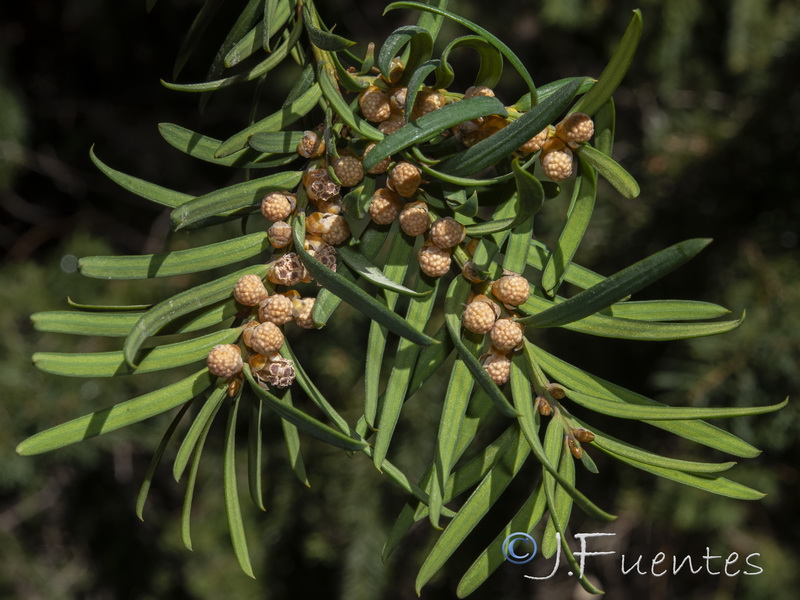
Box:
19, 0, 786, 595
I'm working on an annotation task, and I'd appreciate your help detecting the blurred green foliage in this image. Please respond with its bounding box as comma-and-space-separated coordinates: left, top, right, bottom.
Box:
2, 0, 798, 598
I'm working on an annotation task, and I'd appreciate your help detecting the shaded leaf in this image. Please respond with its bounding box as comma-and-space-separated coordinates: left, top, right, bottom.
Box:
136, 401, 192, 520
338, 244, 432, 297
436, 35, 503, 90
163, 15, 303, 92
244, 366, 366, 450
303, 3, 357, 50
215, 83, 321, 157
519, 238, 712, 328
415, 427, 530, 593
437, 78, 582, 176
223, 394, 255, 577
292, 215, 436, 345
570, 9, 643, 117
385, 2, 536, 98
174, 383, 228, 481
362, 97, 507, 172
444, 276, 518, 417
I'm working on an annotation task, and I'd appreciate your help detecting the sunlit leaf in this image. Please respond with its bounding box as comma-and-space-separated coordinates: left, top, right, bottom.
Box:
597, 448, 765, 500
17, 369, 215, 456
90, 146, 192, 208
576, 143, 639, 199
436, 35, 503, 90
599, 299, 731, 321
373, 273, 439, 468
171, 171, 302, 230
566, 388, 786, 421
34, 328, 240, 378
528, 344, 764, 458
541, 156, 597, 296
159, 123, 291, 168
79, 232, 270, 279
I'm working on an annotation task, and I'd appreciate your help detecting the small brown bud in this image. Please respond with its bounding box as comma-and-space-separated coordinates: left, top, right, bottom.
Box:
537, 397, 552, 417
546, 383, 566, 400
568, 438, 583, 460
572, 428, 595, 443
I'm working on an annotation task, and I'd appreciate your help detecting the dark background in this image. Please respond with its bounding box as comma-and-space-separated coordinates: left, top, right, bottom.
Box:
1, 1, 798, 599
